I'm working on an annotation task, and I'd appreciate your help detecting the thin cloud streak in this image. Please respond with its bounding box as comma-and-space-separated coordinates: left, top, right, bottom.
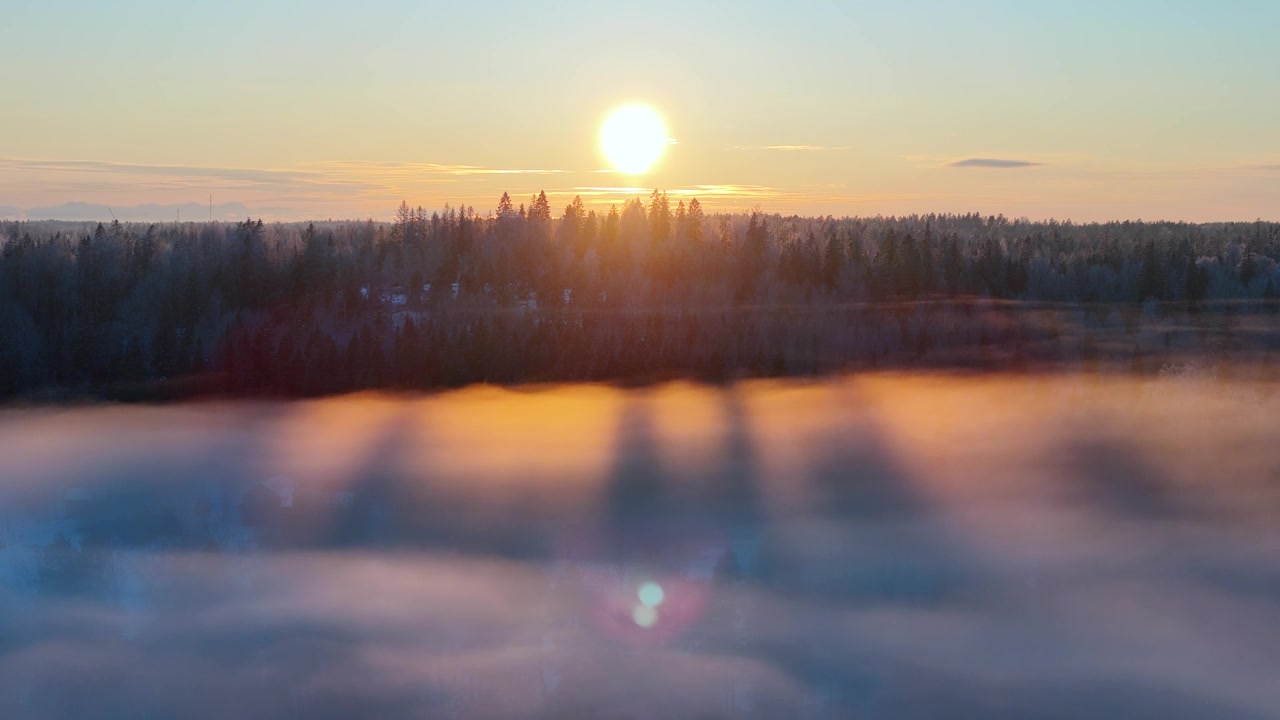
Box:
310, 160, 569, 176
0, 158, 385, 198
2, 158, 331, 184
948, 158, 1046, 169
564, 186, 947, 215
572, 185, 779, 199
0, 157, 579, 219
733, 145, 851, 151
0, 158, 570, 198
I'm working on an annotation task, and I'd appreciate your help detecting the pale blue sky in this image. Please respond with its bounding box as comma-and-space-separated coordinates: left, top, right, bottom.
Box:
2, 0, 1278, 220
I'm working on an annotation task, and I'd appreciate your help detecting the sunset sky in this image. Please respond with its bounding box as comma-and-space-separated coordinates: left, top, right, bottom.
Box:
3, 0, 1278, 222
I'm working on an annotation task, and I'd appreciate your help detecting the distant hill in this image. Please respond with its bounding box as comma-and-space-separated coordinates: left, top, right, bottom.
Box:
22, 201, 252, 222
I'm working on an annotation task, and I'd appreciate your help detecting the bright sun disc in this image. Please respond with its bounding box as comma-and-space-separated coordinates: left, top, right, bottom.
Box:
601, 105, 667, 174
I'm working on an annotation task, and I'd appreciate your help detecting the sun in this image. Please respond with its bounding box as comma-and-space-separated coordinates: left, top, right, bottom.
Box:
600, 105, 668, 175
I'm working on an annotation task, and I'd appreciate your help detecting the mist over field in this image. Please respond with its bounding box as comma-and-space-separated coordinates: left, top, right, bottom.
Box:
3, 373, 1278, 719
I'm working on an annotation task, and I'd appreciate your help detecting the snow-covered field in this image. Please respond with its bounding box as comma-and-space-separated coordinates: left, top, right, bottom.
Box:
2, 373, 1279, 719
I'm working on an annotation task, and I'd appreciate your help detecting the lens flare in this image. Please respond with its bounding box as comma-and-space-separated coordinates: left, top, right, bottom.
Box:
638, 581, 665, 607
632, 604, 658, 628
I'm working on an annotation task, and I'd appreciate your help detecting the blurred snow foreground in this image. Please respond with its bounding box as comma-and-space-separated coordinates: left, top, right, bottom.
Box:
1, 372, 1279, 719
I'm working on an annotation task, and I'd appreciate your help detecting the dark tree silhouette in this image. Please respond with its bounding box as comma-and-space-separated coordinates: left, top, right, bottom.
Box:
2, 200, 1280, 400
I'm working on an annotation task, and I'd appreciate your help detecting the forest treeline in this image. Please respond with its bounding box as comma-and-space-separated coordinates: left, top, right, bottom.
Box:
3, 191, 1280, 399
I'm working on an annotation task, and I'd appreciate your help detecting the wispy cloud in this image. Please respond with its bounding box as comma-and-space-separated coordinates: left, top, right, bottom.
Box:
0, 158, 570, 198
678, 184, 778, 197
0, 157, 582, 218
733, 145, 851, 151
0, 157, 378, 196
947, 158, 1045, 169
562, 185, 947, 215
572, 185, 779, 200
309, 160, 568, 176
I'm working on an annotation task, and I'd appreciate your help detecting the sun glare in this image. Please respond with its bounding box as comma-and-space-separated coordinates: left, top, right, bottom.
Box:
600, 105, 668, 175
